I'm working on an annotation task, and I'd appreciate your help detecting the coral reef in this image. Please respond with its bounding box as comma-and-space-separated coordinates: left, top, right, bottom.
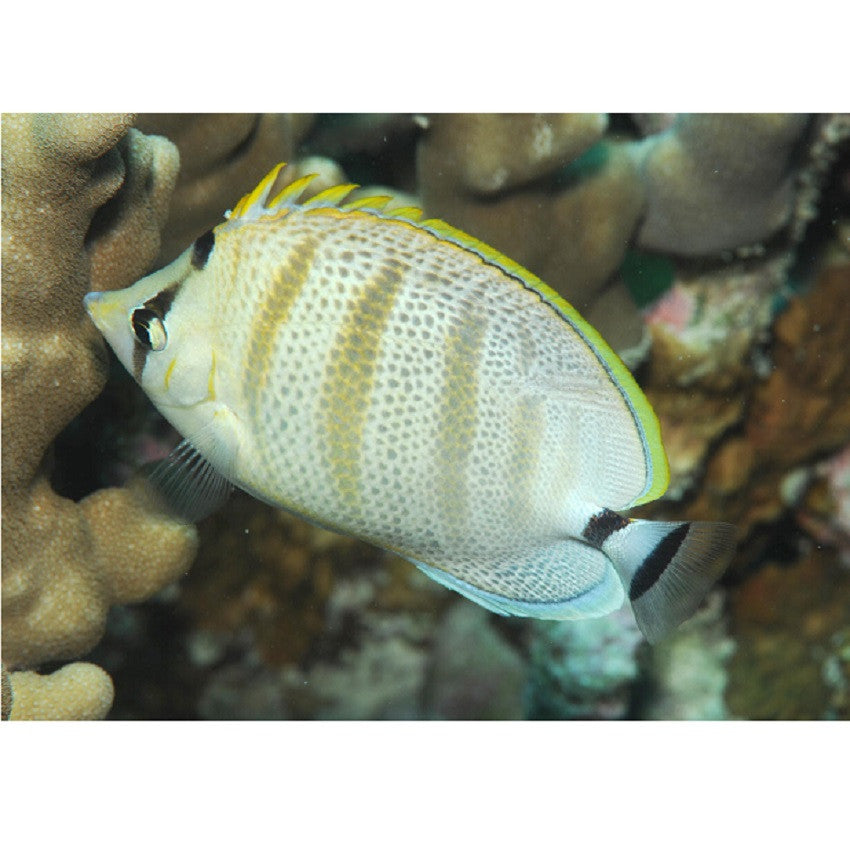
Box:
178, 492, 356, 668
795, 444, 850, 564
188, 528, 449, 720
525, 607, 643, 719
655, 262, 850, 553
11, 113, 848, 721
726, 548, 850, 719
422, 603, 525, 720
636, 114, 812, 255
1, 114, 197, 720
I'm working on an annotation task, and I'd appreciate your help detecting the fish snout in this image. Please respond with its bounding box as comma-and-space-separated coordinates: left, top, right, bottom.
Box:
83, 290, 104, 321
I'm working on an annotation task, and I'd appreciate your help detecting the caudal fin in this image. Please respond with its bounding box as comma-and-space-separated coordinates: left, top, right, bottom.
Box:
601, 519, 736, 643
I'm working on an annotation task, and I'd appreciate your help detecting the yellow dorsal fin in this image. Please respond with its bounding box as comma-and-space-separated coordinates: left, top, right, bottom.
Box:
302, 183, 360, 209
267, 172, 320, 209
227, 163, 418, 225
385, 205, 423, 222
340, 195, 394, 213
228, 162, 287, 221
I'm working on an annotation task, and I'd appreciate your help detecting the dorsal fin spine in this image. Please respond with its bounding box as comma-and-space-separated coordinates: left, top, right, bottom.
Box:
267, 172, 319, 209
386, 205, 423, 221
229, 162, 286, 220
302, 183, 359, 208
341, 195, 393, 212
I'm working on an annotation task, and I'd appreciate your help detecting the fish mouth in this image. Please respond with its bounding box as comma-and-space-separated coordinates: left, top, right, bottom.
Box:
83, 290, 123, 329
83, 290, 104, 320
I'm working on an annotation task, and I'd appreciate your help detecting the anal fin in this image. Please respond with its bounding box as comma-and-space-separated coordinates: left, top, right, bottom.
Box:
405, 539, 625, 621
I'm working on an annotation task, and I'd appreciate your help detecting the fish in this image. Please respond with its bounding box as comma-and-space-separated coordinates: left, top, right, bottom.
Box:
84, 162, 736, 643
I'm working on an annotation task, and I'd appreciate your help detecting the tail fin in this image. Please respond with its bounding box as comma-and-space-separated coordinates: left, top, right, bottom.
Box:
600, 519, 736, 643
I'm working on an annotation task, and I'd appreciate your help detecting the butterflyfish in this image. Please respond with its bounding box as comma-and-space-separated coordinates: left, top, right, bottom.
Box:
84, 162, 735, 643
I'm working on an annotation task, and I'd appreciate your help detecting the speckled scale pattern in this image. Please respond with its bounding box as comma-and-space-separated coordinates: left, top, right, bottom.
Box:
203, 207, 648, 601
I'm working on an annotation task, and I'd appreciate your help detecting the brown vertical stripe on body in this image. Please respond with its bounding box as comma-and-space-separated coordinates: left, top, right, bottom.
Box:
506, 395, 544, 522
244, 235, 320, 421
321, 259, 405, 514
132, 343, 148, 383
436, 313, 487, 540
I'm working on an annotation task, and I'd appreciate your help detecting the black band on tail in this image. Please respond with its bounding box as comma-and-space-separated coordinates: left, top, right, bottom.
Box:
629, 522, 689, 601
582, 509, 630, 548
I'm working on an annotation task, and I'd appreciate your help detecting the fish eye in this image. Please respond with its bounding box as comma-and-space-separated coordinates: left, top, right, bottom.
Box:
131, 308, 168, 351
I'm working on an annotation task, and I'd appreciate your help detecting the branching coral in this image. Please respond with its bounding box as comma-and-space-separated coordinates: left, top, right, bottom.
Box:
1, 113, 197, 720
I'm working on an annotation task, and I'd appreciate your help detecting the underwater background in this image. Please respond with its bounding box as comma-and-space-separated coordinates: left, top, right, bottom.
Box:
3, 112, 850, 720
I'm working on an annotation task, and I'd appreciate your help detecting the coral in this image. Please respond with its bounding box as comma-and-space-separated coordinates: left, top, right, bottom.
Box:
7, 662, 114, 721
1, 113, 197, 720
726, 547, 850, 719
178, 492, 351, 667
196, 627, 430, 721
135, 114, 315, 263
639, 255, 783, 498
524, 606, 643, 719
417, 114, 646, 352
291, 624, 429, 720
419, 113, 608, 195
747, 264, 850, 469
671, 262, 850, 547
192, 554, 447, 720
636, 114, 812, 255
17, 113, 848, 720
421, 602, 526, 720
795, 444, 850, 563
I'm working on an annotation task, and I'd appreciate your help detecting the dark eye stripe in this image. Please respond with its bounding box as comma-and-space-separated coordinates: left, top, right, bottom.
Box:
191, 229, 215, 270
144, 283, 178, 318
132, 338, 149, 382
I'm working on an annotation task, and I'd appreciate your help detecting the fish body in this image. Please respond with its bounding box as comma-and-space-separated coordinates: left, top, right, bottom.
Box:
85, 163, 735, 642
